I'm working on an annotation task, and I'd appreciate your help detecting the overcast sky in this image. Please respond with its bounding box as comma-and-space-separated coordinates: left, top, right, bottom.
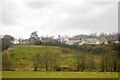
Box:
0, 0, 119, 39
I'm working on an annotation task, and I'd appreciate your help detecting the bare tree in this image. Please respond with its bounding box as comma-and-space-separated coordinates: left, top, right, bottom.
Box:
2, 51, 12, 70
33, 53, 40, 71
76, 54, 86, 72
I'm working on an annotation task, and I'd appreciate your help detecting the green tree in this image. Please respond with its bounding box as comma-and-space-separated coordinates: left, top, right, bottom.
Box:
2, 35, 14, 51
118, 33, 120, 42
30, 31, 41, 45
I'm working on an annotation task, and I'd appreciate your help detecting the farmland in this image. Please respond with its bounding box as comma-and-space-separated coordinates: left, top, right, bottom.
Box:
2, 71, 118, 78
2, 45, 119, 78
3, 45, 78, 71
2, 45, 119, 71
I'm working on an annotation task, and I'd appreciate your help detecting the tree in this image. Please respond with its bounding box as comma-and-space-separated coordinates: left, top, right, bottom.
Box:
44, 53, 49, 71
112, 43, 120, 71
18, 38, 23, 44
33, 53, 40, 71
100, 45, 110, 72
76, 54, 86, 71
101, 55, 105, 72
87, 55, 95, 71
2, 50, 12, 70
76, 53, 80, 71
81, 55, 86, 71
0, 37, 2, 52
2, 35, 14, 51
118, 33, 120, 42
112, 52, 118, 72
29, 31, 41, 45
99, 44, 119, 72
0, 37, 1, 68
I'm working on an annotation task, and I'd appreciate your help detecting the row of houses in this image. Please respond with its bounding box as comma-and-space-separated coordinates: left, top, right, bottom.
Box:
12, 35, 119, 45
66, 37, 108, 45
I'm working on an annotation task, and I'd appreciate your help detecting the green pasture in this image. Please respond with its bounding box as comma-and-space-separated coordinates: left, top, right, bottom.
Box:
3, 45, 79, 70
2, 71, 118, 78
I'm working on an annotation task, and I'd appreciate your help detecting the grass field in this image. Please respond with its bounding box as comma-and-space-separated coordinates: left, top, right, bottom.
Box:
2, 45, 119, 79
3, 45, 79, 70
3, 45, 101, 71
2, 71, 118, 78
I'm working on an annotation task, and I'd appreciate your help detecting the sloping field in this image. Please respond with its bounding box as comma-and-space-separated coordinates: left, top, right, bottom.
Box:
3, 45, 78, 70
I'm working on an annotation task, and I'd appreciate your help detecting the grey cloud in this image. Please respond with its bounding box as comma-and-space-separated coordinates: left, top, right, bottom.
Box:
0, 0, 118, 38
0, 1, 2, 24
44, 2, 117, 33
26, 2, 57, 9
2, 1, 19, 25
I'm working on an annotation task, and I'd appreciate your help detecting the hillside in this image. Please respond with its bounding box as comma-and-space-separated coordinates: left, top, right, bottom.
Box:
3, 45, 79, 71
2, 45, 119, 72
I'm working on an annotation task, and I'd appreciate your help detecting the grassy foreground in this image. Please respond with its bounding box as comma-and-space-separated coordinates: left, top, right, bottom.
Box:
2, 71, 118, 78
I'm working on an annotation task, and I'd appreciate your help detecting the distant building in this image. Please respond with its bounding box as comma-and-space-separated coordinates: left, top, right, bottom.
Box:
41, 37, 52, 43
40, 36, 56, 44
81, 38, 100, 45
66, 37, 81, 45
66, 36, 108, 45
98, 37, 108, 44
57, 35, 69, 44
114, 41, 120, 44
81, 37, 108, 45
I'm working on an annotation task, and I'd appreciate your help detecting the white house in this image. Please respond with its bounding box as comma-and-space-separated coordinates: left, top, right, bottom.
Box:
58, 35, 69, 44
66, 37, 81, 45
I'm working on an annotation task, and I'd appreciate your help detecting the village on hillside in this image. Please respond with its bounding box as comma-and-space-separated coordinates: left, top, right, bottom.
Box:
12, 31, 120, 46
